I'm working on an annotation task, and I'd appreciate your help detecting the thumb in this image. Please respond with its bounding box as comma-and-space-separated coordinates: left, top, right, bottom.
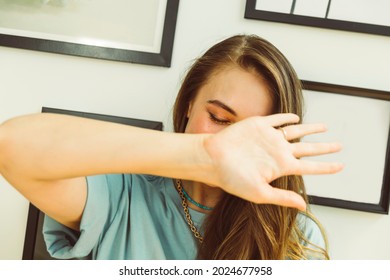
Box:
259, 185, 307, 211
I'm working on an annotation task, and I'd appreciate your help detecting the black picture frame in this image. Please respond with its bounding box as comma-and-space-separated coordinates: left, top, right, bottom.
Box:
22, 107, 163, 260
0, 0, 179, 67
302, 80, 390, 214
245, 0, 390, 37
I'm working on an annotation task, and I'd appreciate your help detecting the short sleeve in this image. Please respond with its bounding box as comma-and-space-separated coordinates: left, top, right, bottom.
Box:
43, 174, 128, 259
297, 213, 328, 260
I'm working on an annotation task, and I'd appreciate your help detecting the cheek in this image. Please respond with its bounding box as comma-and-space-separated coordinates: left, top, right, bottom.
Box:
185, 115, 209, 134
185, 113, 221, 134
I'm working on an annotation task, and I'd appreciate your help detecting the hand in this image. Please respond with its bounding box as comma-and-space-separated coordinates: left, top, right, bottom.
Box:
202, 113, 343, 210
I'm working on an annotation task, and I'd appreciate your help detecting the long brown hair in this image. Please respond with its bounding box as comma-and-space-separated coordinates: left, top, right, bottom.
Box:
173, 34, 328, 259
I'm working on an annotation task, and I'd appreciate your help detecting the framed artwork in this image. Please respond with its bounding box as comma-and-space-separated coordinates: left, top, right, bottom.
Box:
0, 0, 179, 67
245, 0, 390, 37
22, 107, 163, 260
302, 80, 390, 214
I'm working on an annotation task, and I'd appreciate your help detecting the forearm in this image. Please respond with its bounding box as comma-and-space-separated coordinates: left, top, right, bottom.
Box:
0, 113, 212, 183
0, 112, 343, 212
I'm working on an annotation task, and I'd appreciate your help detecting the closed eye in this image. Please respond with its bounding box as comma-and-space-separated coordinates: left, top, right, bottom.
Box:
208, 112, 231, 125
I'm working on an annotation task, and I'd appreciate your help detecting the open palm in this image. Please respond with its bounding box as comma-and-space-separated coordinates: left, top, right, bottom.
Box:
203, 113, 343, 210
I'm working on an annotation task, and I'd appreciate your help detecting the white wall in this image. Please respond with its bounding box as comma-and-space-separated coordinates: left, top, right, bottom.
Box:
1, 0, 389, 259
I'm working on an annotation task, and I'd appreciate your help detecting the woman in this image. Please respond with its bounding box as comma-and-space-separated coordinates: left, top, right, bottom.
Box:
0, 34, 342, 259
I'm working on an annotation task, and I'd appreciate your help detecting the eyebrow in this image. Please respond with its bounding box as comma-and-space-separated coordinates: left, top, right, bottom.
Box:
207, 100, 237, 116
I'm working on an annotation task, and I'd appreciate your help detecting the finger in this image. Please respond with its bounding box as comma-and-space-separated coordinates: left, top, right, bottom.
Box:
290, 160, 344, 175
279, 123, 327, 141
291, 142, 342, 158
257, 185, 307, 211
264, 113, 300, 127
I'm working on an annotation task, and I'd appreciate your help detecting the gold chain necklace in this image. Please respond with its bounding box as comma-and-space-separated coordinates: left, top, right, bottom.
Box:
174, 179, 204, 243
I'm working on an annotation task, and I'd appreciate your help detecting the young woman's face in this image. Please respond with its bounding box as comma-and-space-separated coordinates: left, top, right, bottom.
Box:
185, 67, 274, 134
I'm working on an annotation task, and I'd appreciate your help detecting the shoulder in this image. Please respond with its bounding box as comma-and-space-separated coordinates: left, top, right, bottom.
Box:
130, 174, 171, 194
86, 173, 168, 190
84, 174, 171, 213
296, 212, 327, 251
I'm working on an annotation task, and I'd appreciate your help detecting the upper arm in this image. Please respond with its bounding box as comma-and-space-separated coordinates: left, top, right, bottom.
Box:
24, 177, 87, 231
0, 118, 87, 230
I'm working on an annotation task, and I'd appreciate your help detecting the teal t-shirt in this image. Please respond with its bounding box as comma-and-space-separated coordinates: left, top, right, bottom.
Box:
43, 174, 326, 259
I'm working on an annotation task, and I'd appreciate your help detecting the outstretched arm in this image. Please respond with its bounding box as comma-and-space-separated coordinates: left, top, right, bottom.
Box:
0, 113, 342, 229
0, 113, 210, 230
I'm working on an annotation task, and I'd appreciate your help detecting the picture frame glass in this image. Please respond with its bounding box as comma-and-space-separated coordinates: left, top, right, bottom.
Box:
303, 89, 390, 204
253, 0, 390, 26
245, 0, 390, 37
0, 0, 166, 53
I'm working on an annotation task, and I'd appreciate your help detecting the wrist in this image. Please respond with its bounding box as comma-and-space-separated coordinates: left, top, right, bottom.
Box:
190, 133, 215, 184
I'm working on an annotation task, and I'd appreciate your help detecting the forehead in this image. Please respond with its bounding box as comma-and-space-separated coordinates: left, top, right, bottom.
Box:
195, 67, 274, 117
